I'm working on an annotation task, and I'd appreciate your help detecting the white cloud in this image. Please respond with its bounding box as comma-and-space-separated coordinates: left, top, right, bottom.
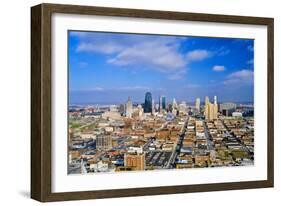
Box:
107, 40, 187, 72
228, 69, 253, 78
90, 87, 104, 91
71, 87, 104, 92
76, 42, 123, 54
186, 49, 212, 61
73, 32, 187, 72
72, 32, 223, 80
224, 69, 253, 85
212, 65, 226, 72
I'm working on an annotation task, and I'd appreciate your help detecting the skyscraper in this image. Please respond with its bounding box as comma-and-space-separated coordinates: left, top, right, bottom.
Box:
159, 96, 166, 111
137, 104, 144, 119
119, 104, 126, 116
205, 96, 218, 120
172, 98, 178, 110
208, 103, 215, 120
213, 96, 218, 119
214, 95, 217, 104
178, 101, 187, 114
162, 96, 166, 110
126, 97, 133, 118
205, 96, 209, 106
172, 98, 178, 116
144, 92, 152, 113
204, 96, 209, 117
195, 97, 200, 112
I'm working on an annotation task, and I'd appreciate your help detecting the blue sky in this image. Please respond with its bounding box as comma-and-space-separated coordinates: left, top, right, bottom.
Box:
68, 31, 254, 104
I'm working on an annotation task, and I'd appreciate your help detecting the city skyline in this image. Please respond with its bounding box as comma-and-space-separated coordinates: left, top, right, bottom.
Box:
69, 92, 253, 106
69, 31, 254, 104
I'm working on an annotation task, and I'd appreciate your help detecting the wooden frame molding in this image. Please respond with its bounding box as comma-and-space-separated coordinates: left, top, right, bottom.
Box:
31, 3, 274, 202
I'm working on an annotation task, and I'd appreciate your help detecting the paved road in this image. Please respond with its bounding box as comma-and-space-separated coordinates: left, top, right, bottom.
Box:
165, 117, 188, 168
143, 138, 154, 151
203, 122, 214, 150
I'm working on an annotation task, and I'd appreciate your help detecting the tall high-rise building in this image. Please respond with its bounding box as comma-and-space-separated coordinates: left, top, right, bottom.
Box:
124, 153, 145, 170
208, 103, 215, 120
137, 104, 144, 118
214, 96, 217, 104
213, 96, 218, 119
172, 98, 178, 109
178, 101, 187, 114
162, 96, 166, 110
195, 97, 200, 112
172, 98, 178, 116
126, 97, 133, 118
159, 96, 166, 111
96, 135, 112, 150
205, 96, 218, 120
144, 92, 152, 113
119, 104, 126, 116
204, 96, 210, 117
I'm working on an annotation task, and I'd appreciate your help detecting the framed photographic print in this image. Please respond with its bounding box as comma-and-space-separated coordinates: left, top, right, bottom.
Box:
31, 3, 274, 202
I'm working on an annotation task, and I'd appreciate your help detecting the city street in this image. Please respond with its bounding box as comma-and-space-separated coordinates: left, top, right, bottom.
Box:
165, 118, 188, 168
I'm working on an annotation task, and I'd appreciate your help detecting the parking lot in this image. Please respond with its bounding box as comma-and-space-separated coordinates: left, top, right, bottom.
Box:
145, 151, 172, 168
